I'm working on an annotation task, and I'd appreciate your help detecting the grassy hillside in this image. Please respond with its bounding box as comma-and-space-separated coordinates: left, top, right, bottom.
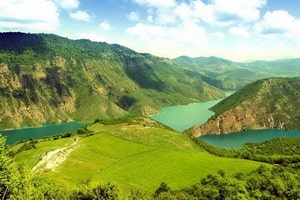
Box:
12, 117, 263, 195
0, 32, 224, 129
189, 77, 300, 136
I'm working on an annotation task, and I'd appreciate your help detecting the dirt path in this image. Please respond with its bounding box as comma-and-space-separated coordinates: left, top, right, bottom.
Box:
32, 138, 79, 173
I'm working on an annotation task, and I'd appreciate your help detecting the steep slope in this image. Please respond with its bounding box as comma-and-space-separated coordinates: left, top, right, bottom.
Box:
0, 32, 224, 129
189, 77, 300, 137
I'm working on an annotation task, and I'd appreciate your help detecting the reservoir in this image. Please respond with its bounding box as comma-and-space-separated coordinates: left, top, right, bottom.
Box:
150, 91, 300, 148
1, 121, 87, 145
150, 99, 221, 132
3, 91, 300, 147
151, 91, 234, 132
200, 129, 300, 149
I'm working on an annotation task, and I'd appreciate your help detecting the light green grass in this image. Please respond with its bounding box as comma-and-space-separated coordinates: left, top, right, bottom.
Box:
14, 137, 75, 169
14, 122, 265, 195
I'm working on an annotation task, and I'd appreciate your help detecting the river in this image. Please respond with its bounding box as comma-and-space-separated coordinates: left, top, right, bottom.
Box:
2, 91, 300, 147
150, 91, 234, 132
1, 121, 87, 145
200, 129, 300, 148
150, 91, 300, 148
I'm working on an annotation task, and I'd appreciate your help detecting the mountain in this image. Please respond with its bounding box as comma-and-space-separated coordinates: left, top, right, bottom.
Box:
189, 77, 300, 137
173, 56, 300, 90
246, 58, 300, 76
0, 32, 224, 129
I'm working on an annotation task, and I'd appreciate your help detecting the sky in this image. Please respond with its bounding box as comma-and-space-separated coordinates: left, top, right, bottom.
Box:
1, 0, 300, 61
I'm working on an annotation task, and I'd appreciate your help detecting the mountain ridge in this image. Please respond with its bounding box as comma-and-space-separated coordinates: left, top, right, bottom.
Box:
189, 77, 300, 137
0, 32, 224, 129
173, 56, 300, 90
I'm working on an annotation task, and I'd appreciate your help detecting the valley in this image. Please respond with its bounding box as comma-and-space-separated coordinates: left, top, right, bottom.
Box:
0, 32, 300, 200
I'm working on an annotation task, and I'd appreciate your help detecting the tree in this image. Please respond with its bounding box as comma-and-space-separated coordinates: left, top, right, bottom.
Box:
154, 182, 170, 197
0, 135, 21, 199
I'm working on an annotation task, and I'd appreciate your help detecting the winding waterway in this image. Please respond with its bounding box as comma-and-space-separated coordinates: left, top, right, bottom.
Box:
200, 129, 300, 148
150, 100, 220, 132
2, 91, 300, 147
1, 121, 87, 145
151, 91, 234, 132
150, 91, 300, 148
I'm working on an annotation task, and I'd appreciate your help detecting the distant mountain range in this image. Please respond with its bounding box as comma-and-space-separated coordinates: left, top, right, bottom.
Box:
0, 32, 224, 129
172, 56, 300, 89
189, 77, 300, 137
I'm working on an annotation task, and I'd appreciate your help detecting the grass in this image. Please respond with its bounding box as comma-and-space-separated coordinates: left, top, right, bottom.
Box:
13, 137, 75, 169
13, 118, 265, 195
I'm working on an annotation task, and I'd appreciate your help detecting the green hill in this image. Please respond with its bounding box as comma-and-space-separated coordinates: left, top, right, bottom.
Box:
189, 77, 300, 137
0, 32, 224, 129
11, 116, 263, 196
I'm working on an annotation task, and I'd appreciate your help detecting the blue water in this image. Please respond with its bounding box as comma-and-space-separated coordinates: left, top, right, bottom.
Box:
151, 92, 234, 132
199, 129, 300, 148
151, 99, 220, 132
0, 121, 87, 144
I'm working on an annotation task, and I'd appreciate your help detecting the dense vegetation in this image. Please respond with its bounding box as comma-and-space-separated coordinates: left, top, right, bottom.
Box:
189, 77, 300, 136
0, 32, 224, 129
235, 138, 300, 165
211, 77, 300, 129
153, 165, 300, 200
194, 137, 300, 166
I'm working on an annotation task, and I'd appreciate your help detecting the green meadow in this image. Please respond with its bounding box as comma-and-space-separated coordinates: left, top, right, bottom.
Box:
13, 118, 264, 195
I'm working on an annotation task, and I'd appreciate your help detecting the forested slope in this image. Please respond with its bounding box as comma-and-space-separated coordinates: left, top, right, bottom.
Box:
0, 32, 223, 129
190, 77, 300, 136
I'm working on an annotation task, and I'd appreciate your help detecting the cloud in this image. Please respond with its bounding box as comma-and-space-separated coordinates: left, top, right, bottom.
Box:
188, 0, 266, 26
214, 32, 225, 39
54, 0, 79, 10
213, 0, 266, 22
132, 0, 176, 8
128, 11, 140, 21
229, 26, 251, 38
70, 10, 92, 22
126, 21, 206, 57
257, 10, 300, 39
0, 0, 59, 31
134, 0, 266, 27
155, 9, 177, 25
100, 21, 111, 31
126, 23, 165, 39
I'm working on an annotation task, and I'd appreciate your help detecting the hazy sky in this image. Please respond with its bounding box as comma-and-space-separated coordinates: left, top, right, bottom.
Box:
1, 0, 300, 61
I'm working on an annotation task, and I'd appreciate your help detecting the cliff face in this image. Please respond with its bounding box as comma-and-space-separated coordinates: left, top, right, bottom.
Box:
190, 77, 300, 137
0, 32, 224, 129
